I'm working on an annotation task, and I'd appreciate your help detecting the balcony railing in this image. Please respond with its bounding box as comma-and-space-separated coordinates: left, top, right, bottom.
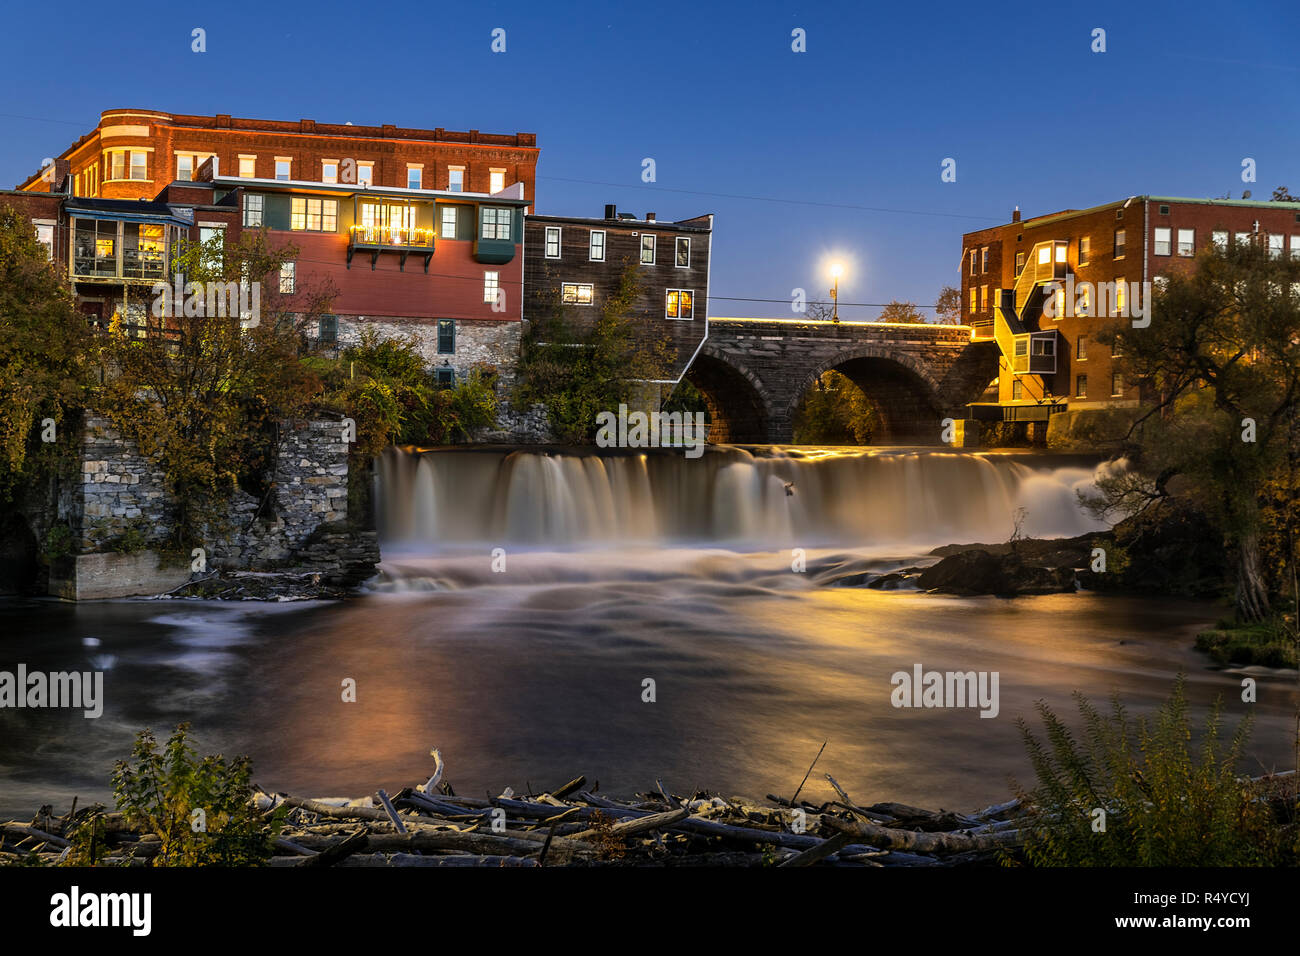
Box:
347, 224, 435, 271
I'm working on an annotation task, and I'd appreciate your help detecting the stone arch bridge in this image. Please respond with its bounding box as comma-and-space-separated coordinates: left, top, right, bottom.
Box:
686, 318, 998, 444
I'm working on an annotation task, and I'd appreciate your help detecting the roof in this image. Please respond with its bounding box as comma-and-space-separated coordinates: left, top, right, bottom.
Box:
65, 197, 195, 227
526, 213, 713, 232
971, 194, 1300, 236
211, 176, 531, 205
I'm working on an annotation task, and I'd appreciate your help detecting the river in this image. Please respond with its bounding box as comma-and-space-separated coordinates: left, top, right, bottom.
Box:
0, 446, 1294, 819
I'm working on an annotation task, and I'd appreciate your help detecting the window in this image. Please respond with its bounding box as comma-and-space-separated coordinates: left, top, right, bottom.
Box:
1031, 337, 1054, 356
1076, 336, 1087, 360
243, 194, 264, 227
544, 226, 561, 258
357, 202, 416, 242
675, 237, 690, 268
437, 319, 455, 354
357, 162, 373, 186
1269, 233, 1283, 259
1051, 286, 1064, 319
969, 250, 976, 276
448, 167, 464, 192
177, 155, 194, 181
407, 166, 423, 189
1079, 236, 1090, 265
1292, 235, 1300, 259
489, 169, 506, 194
1153, 275, 1169, 293
1113, 229, 1126, 258
1075, 375, 1088, 398
980, 285, 988, 311
1014, 251, 1025, 276
109, 151, 125, 181
969, 288, 977, 313
199, 225, 224, 266
561, 283, 594, 305
483, 271, 500, 303
291, 197, 338, 232
322, 161, 338, 184
1177, 228, 1194, 256
1116, 208, 1124, 220
434, 367, 455, 389
239, 155, 256, 178
33, 222, 54, 259
318, 315, 338, 344
665, 289, 694, 319
1115, 279, 1126, 315
1234, 231, 1250, 248
1212, 230, 1228, 250
275, 158, 291, 181
480, 207, 512, 241
1154, 227, 1171, 256
1159, 204, 1170, 215
1012, 379, 1024, 400
589, 230, 606, 261
980, 246, 989, 273
279, 261, 295, 294
1077, 283, 1091, 316
640, 234, 656, 264
1111, 371, 1123, 397
441, 206, 458, 238
127, 151, 146, 180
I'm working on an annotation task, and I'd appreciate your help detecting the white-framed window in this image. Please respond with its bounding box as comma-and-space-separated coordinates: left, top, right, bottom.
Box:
1077, 283, 1091, 316
665, 289, 693, 319
561, 282, 594, 305
357, 162, 374, 186
489, 168, 506, 194
108, 151, 125, 181
199, 223, 225, 268
544, 226, 561, 258
1154, 227, 1171, 256
291, 197, 338, 232
1268, 233, 1284, 259
279, 261, 295, 294
130, 151, 147, 180
980, 246, 989, 273
675, 237, 690, 267
238, 155, 256, 178
980, 285, 988, 311
441, 206, 458, 238
969, 250, 976, 276
589, 230, 606, 261
448, 167, 464, 192
1075, 375, 1087, 399
1113, 229, 1126, 258
1012, 379, 1024, 400
275, 158, 291, 181
177, 154, 194, 181
1115, 278, 1126, 315
640, 234, 656, 264
1076, 336, 1087, 360
1174, 228, 1193, 256
1291, 235, 1300, 259
483, 271, 500, 304
407, 165, 423, 189
322, 161, 338, 184
1212, 230, 1229, 250
1234, 231, 1250, 247
969, 288, 977, 313
1015, 251, 1025, 275
33, 220, 55, 259
481, 207, 512, 241
243, 194, 264, 227
1079, 236, 1090, 264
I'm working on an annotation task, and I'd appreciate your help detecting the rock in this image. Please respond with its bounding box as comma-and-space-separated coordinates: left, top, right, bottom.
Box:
917, 550, 1076, 596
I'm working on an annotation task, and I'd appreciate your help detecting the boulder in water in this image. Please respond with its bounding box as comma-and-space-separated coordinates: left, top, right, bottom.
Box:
917, 549, 1076, 596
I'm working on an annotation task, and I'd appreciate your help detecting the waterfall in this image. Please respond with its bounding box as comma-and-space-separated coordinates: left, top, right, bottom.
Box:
375, 446, 1110, 552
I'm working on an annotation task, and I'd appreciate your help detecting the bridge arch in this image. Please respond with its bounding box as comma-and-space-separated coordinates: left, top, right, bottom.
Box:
686, 347, 775, 444
788, 347, 944, 444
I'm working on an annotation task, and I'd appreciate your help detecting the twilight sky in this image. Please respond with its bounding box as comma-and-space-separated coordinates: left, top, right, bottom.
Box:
2, 0, 1297, 319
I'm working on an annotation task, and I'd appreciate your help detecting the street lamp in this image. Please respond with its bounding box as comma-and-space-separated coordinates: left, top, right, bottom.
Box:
829, 263, 843, 323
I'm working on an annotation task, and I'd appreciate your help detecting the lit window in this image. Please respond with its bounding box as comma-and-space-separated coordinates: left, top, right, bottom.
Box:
483, 271, 500, 303
275, 159, 291, 181
1075, 375, 1087, 398
1051, 287, 1064, 318
545, 226, 561, 258
676, 237, 690, 268
1115, 279, 1126, 315
980, 285, 988, 311
408, 166, 422, 189
1268, 233, 1283, 259
1038, 246, 1051, 265
279, 261, 295, 294
481, 207, 512, 241
1079, 236, 1090, 264
437, 319, 455, 354
239, 155, 256, 178
1154, 227, 1171, 256
243, 194, 264, 227
489, 169, 506, 194
448, 167, 464, 192
322, 161, 338, 184
561, 283, 594, 305
1076, 336, 1087, 360
969, 288, 977, 313
1113, 229, 1126, 258
665, 289, 694, 319
441, 206, 458, 238
357, 162, 373, 186
1078, 284, 1091, 316
291, 197, 338, 232
640, 234, 656, 264
589, 230, 605, 261
1177, 228, 1194, 256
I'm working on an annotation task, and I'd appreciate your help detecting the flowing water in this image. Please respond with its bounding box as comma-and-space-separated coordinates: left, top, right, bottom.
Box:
1, 446, 1295, 819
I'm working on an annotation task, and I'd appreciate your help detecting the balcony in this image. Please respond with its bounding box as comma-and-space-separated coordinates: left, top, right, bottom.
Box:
347, 224, 435, 271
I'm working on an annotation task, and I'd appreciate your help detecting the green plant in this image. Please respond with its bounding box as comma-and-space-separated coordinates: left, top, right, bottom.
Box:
95, 723, 281, 867
41, 523, 75, 563
1014, 676, 1293, 866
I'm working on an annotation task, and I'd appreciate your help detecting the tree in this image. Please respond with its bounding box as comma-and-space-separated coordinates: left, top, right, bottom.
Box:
1083, 237, 1300, 622
97, 229, 329, 548
1272, 186, 1297, 202
878, 299, 927, 324
0, 204, 93, 501
792, 370, 881, 445
935, 285, 963, 325
514, 265, 674, 443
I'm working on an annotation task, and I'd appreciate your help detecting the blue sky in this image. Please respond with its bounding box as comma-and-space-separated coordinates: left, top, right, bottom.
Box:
2, 0, 1297, 319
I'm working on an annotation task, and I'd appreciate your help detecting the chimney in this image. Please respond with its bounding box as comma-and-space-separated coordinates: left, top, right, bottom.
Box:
604, 203, 617, 220
1012, 206, 1021, 223
645, 212, 655, 222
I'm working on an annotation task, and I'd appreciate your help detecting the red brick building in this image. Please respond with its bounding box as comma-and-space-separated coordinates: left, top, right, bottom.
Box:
960, 195, 1300, 425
